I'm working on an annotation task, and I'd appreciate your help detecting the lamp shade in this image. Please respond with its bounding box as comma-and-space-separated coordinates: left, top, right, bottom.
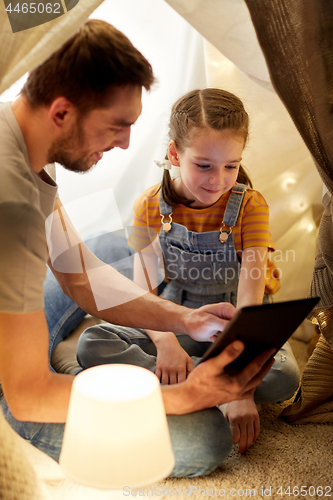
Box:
59, 364, 175, 489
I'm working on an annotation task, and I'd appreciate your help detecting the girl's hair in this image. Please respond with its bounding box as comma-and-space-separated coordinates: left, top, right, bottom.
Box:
161, 88, 252, 206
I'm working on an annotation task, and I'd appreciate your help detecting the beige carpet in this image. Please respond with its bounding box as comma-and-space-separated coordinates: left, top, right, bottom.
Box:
156, 338, 333, 499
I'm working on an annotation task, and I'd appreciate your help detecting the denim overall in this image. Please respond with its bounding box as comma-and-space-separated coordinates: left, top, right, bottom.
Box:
159, 184, 248, 309
77, 184, 300, 408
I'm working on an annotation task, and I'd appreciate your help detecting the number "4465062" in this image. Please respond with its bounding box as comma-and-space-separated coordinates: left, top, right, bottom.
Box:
6, 3, 61, 14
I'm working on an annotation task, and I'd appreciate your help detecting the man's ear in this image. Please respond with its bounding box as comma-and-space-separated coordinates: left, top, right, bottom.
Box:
48, 97, 76, 129
168, 140, 180, 166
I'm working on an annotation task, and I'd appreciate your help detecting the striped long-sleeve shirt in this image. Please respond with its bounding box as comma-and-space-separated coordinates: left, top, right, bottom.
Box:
129, 183, 280, 295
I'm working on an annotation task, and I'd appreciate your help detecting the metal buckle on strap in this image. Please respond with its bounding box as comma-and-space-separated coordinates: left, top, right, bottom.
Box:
160, 213, 173, 233
219, 223, 233, 243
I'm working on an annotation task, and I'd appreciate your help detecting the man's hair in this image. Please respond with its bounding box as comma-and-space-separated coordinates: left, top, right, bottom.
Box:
21, 19, 155, 113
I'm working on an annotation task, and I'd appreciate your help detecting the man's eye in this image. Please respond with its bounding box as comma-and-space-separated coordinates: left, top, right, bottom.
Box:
109, 126, 125, 132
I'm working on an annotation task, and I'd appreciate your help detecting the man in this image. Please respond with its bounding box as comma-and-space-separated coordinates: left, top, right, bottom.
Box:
0, 19, 274, 477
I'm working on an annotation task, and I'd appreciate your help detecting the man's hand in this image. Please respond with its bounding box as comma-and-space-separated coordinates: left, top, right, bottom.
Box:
224, 398, 260, 453
155, 334, 194, 384
184, 302, 237, 342
162, 340, 275, 415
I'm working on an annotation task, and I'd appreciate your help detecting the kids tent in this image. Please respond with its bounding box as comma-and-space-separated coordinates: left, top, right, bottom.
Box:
0, 0, 326, 301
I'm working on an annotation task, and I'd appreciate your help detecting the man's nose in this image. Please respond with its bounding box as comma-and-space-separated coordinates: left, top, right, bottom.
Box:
115, 128, 131, 150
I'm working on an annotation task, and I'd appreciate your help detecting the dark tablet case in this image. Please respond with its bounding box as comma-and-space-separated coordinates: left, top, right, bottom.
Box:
199, 297, 319, 374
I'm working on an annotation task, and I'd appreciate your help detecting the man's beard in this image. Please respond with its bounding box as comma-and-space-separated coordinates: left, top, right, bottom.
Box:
47, 122, 95, 174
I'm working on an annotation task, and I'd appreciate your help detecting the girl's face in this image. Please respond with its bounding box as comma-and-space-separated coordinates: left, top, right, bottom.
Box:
169, 128, 244, 208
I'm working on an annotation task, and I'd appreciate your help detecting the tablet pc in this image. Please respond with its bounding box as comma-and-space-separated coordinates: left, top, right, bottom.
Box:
199, 297, 320, 374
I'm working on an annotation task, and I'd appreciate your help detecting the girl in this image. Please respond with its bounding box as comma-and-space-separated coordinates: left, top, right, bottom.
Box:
77, 88, 300, 453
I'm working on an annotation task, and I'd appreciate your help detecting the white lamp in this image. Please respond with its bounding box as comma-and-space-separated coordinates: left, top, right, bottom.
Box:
60, 364, 175, 489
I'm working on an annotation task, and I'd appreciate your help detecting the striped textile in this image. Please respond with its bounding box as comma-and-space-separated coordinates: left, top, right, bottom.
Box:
281, 333, 333, 424
128, 183, 280, 295
243, 0, 333, 425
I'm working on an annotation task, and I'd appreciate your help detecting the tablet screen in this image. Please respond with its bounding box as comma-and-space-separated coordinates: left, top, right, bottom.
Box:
199, 297, 319, 374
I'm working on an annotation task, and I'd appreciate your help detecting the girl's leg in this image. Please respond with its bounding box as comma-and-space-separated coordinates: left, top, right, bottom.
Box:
254, 341, 301, 404
174, 334, 211, 357
77, 323, 157, 372
76, 323, 207, 371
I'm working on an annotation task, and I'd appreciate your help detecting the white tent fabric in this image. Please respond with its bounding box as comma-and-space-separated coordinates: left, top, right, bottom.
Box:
0, 0, 323, 300
165, 0, 273, 91
0, 0, 103, 94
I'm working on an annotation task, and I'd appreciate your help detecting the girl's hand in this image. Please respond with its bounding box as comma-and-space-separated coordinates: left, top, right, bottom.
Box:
155, 334, 194, 384
223, 398, 260, 453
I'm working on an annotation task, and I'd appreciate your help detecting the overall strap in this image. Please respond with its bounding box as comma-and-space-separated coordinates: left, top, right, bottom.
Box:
159, 189, 173, 215
222, 183, 248, 227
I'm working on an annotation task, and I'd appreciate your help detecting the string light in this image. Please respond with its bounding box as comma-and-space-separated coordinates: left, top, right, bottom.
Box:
281, 177, 297, 191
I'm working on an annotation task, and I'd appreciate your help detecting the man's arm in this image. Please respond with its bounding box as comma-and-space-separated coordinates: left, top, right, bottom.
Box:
0, 307, 274, 423
0, 310, 73, 422
48, 199, 234, 341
